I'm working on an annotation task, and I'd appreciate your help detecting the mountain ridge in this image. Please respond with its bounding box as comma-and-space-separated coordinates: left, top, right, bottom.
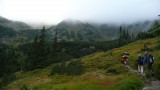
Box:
48, 19, 154, 41
0, 16, 155, 41
0, 16, 33, 31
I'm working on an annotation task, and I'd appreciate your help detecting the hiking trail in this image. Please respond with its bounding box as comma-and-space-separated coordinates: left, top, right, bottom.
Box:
124, 65, 160, 90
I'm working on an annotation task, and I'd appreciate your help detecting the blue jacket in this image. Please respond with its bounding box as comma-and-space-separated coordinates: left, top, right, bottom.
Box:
143, 53, 150, 63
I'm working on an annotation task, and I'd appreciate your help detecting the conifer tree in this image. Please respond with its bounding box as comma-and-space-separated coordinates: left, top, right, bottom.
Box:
30, 26, 48, 69
149, 20, 160, 36
118, 26, 123, 45
118, 26, 132, 46
15, 50, 28, 72
54, 31, 58, 45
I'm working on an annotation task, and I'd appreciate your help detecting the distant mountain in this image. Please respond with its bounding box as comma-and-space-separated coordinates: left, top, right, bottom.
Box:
0, 16, 155, 42
0, 16, 32, 31
48, 20, 154, 41
48, 20, 102, 41
0, 16, 38, 41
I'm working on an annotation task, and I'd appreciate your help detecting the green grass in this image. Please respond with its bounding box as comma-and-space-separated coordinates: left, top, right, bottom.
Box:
4, 37, 160, 90
110, 78, 143, 90
31, 81, 108, 90
107, 72, 144, 90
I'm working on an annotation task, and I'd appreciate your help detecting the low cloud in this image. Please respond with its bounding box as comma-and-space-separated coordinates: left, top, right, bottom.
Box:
0, 0, 160, 24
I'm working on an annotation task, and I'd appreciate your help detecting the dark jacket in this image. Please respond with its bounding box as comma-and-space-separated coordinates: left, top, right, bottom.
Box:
137, 56, 144, 65
143, 53, 150, 63
148, 54, 154, 64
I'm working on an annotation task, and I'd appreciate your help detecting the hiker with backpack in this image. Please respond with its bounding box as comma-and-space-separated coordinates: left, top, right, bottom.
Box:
122, 52, 129, 65
148, 54, 154, 75
136, 54, 144, 73
143, 51, 154, 76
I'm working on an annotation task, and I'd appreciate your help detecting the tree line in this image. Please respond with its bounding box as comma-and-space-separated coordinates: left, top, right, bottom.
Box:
136, 20, 160, 39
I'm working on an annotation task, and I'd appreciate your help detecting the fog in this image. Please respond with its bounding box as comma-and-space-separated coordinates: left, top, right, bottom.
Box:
0, 0, 160, 24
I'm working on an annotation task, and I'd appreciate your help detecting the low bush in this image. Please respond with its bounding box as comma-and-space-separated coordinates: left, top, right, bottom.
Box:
65, 60, 85, 75
112, 79, 143, 90
153, 61, 160, 80
105, 64, 128, 75
1, 74, 16, 86
141, 43, 153, 52
50, 60, 85, 75
156, 40, 160, 49
50, 62, 66, 75
20, 84, 28, 90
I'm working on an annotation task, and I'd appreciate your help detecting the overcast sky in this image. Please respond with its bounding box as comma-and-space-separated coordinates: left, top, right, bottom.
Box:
0, 0, 160, 24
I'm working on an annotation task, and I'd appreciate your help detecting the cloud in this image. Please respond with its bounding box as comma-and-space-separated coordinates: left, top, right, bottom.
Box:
0, 0, 160, 24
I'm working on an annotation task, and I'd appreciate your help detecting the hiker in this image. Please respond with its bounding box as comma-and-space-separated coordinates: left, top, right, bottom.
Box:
143, 51, 154, 76
136, 54, 144, 73
122, 52, 129, 65
148, 54, 154, 76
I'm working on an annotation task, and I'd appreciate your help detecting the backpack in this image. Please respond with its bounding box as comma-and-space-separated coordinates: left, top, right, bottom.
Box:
149, 55, 154, 64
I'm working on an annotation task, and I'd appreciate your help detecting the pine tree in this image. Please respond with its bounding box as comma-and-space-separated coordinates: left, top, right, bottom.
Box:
39, 26, 46, 46
15, 50, 28, 72
149, 20, 160, 36
118, 26, 132, 46
30, 26, 48, 69
126, 30, 131, 42
52, 31, 58, 51
54, 31, 58, 45
118, 26, 123, 45
131, 33, 135, 40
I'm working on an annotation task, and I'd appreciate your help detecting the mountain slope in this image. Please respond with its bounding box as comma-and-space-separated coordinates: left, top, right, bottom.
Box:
123, 21, 153, 34
48, 20, 154, 41
48, 20, 102, 41
4, 37, 160, 90
0, 16, 32, 31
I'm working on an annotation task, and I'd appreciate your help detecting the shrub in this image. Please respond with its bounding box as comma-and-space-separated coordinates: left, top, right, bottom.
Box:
65, 60, 85, 75
0, 81, 2, 89
50, 60, 85, 75
141, 43, 153, 52
20, 84, 28, 90
112, 78, 143, 90
50, 62, 66, 75
1, 74, 16, 86
136, 32, 155, 40
156, 40, 160, 49
153, 61, 160, 80
106, 67, 119, 75
105, 65, 128, 75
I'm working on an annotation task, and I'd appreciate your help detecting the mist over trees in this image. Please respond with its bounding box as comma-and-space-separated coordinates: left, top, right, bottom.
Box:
136, 20, 160, 39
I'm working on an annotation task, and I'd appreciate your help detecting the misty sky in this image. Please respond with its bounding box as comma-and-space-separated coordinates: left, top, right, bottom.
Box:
0, 0, 160, 24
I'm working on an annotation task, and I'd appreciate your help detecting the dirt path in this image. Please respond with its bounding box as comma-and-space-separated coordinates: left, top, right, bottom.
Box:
143, 78, 160, 90
124, 65, 160, 90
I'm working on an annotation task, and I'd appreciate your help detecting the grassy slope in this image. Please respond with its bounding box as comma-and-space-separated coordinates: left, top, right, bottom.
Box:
4, 38, 159, 90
